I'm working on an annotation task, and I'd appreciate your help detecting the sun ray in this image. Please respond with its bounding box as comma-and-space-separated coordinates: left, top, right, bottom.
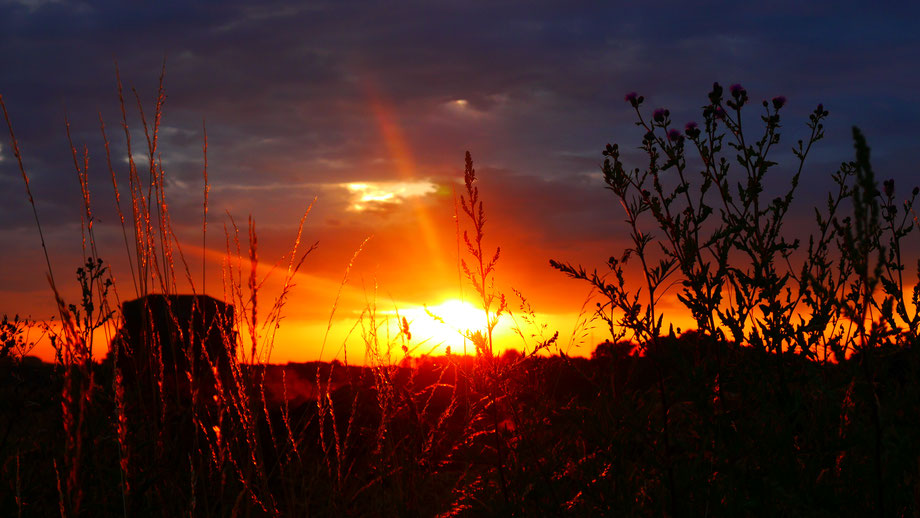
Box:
363, 82, 449, 281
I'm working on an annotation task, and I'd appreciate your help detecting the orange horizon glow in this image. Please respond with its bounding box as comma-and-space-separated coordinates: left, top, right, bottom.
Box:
18, 297, 607, 366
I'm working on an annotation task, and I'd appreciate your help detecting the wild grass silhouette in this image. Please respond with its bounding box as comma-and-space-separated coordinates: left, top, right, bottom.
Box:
0, 79, 919, 516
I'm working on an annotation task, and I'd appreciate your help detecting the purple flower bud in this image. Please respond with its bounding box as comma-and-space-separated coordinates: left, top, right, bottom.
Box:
817, 103, 824, 113
884, 179, 894, 198
708, 82, 723, 105
772, 96, 786, 110
624, 91, 643, 108
730, 83, 745, 97
668, 128, 683, 141
685, 121, 698, 131
653, 108, 667, 122
913, 186, 919, 197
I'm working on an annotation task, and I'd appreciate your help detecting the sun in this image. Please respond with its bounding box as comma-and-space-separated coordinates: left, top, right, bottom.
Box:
424, 299, 488, 335
395, 299, 488, 353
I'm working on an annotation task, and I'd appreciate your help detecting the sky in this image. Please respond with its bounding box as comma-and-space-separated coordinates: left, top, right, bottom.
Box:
1, 0, 919, 363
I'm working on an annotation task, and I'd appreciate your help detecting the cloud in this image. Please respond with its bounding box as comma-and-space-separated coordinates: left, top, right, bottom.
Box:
342, 180, 437, 212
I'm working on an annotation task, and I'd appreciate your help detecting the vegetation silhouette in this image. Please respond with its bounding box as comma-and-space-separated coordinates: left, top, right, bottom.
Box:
1, 81, 919, 516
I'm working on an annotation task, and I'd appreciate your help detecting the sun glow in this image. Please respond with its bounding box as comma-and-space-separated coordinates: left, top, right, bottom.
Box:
394, 299, 489, 353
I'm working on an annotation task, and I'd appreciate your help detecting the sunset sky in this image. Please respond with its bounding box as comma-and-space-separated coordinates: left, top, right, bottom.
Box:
1, 1, 919, 363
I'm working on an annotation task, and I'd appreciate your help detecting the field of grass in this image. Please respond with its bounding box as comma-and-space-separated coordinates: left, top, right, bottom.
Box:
1, 81, 919, 516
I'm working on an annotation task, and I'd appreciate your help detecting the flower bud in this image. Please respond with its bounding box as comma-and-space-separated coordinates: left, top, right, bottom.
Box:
624, 91, 641, 107
884, 179, 894, 198
729, 84, 747, 107
708, 82, 723, 104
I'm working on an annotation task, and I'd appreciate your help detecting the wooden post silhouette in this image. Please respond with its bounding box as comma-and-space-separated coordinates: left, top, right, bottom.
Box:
111, 294, 236, 509
115, 294, 235, 403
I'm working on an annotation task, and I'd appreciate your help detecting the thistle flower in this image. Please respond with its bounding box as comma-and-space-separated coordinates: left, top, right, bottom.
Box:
653, 108, 669, 123
884, 179, 894, 198
727, 83, 748, 108
667, 128, 683, 142
708, 82, 723, 104
684, 121, 700, 138
625, 91, 638, 104
772, 96, 787, 110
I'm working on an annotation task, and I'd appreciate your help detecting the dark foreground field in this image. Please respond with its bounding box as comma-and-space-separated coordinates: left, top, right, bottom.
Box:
2, 333, 919, 516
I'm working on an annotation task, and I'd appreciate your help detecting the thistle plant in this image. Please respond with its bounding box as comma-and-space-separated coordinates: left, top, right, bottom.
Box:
553, 83, 920, 516
555, 84, 909, 356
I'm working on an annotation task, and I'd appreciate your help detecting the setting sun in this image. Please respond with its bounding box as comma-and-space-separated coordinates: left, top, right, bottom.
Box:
392, 299, 493, 353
